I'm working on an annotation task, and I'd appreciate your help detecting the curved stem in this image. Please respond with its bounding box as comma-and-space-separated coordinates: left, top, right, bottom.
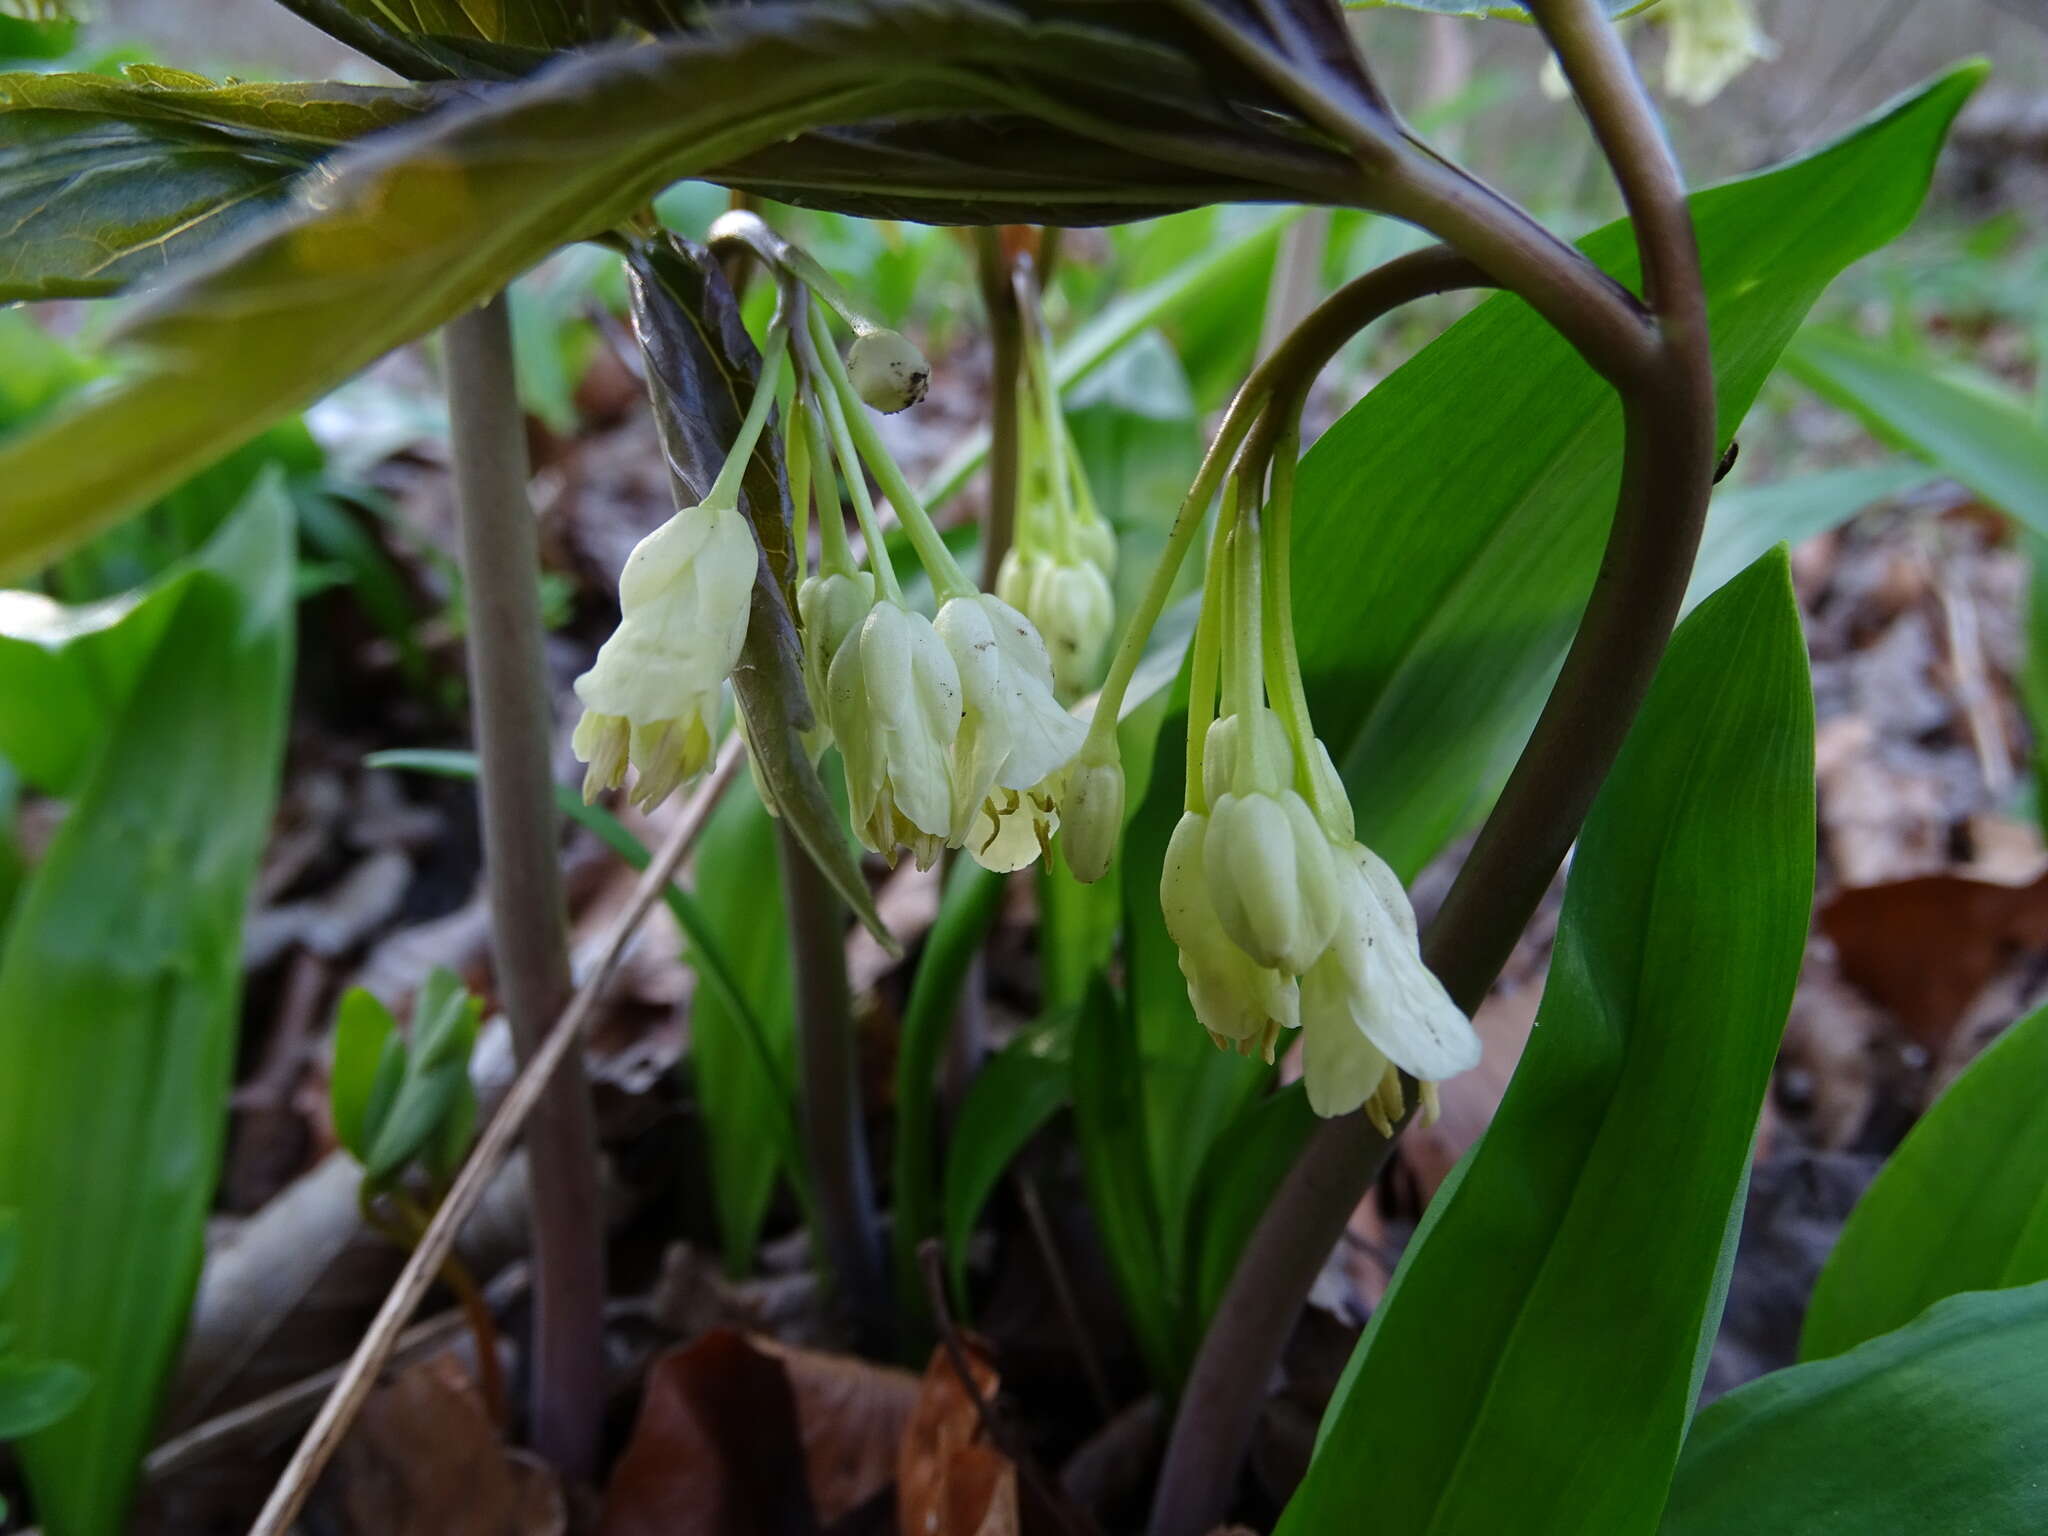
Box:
442, 297, 606, 1482
1148, 5, 1715, 1531
1082, 246, 1487, 758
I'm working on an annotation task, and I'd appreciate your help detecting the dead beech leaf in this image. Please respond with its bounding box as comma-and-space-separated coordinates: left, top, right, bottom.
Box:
323, 1353, 564, 1536
1821, 871, 2048, 1051
601, 1329, 819, 1536
756, 1336, 921, 1524
1402, 984, 1541, 1200
898, 1339, 1018, 1536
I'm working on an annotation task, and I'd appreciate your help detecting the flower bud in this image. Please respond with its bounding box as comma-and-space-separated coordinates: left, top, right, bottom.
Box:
1059, 747, 1125, 883
1072, 516, 1118, 578
1203, 788, 1342, 974
1305, 735, 1354, 845
1032, 558, 1115, 698
1201, 707, 1292, 811
1161, 812, 1299, 1059
847, 328, 930, 413
828, 600, 960, 868
797, 569, 877, 747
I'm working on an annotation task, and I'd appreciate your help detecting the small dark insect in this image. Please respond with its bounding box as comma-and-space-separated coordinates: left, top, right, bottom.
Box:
1714, 439, 1741, 484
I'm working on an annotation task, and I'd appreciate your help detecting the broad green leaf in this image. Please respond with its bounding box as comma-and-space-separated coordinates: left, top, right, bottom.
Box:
1801, 1003, 2048, 1361
626, 236, 891, 949
1784, 327, 2048, 536
2027, 533, 2048, 814
329, 986, 403, 1162
1282, 551, 1816, 1536
0, 1, 1353, 575
942, 1020, 1071, 1308
892, 859, 1006, 1325
0, 1356, 90, 1440
1663, 1283, 2048, 1536
0, 71, 439, 300
0, 479, 292, 1536
688, 779, 805, 1273
0, 15, 76, 61
1286, 68, 1978, 883
1072, 973, 1181, 1387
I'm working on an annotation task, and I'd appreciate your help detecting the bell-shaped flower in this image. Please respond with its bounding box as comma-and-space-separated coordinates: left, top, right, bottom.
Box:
827, 599, 961, 870
796, 568, 877, 756
1664, 0, 1775, 104
1161, 811, 1300, 1061
572, 502, 757, 811
934, 592, 1086, 853
1299, 840, 1480, 1121
1058, 742, 1125, 884
964, 781, 1061, 873
1198, 710, 1341, 975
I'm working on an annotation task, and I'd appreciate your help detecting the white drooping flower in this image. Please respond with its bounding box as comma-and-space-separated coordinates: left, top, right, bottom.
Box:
1300, 841, 1480, 1126
572, 502, 757, 811
1664, 0, 1776, 104
1199, 710, 1342, 976
827, 599, 962, 870
934, 591, 1087, 870
1161, 810, 1301, 1061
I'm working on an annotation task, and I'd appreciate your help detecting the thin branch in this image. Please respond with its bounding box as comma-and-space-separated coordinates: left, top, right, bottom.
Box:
443, 295, 608, 1479
247, 739, 745, 1536
1149, 5, 1717, 1529
1017, 1175, 1115, 1422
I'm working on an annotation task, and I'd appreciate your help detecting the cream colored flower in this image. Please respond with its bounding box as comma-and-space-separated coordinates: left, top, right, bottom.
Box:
796, 568, 877, 757
572, 502, 756, 811
1161, 811, 1301, 1060
1299, 842, 1479, 1123
1664, 0, 1775, 104
1058, 743, 1125, 884
934, 592, 1086, 862
827, 599, 961, 870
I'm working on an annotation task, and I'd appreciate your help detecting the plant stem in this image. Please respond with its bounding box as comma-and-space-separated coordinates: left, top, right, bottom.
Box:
442, 296, 606, 1481
777, 821, 890, 1350
975, 228, 1025, 585
1148, 5, 1715, 1530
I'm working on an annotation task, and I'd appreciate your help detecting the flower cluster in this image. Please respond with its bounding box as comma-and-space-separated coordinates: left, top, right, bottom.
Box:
994, 301, 1117, 701
774, 246, 1087, 875
1159, 500, 1481, 1126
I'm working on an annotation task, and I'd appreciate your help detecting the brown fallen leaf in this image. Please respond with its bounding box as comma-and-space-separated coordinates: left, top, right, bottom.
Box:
1820, 870, 2048, 1052
757, 1337, 921, 1525
602, 1329, 820, 1536
1401, 983, 1542, 1201
898, 1339, 1018, 1536
321, 1353, 564, 1536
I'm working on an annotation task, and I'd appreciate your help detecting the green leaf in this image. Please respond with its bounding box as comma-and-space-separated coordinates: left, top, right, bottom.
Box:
1784, 326, 2048, 536
625, 235, 892, 950
330, 986, 403, 1162
362, 967, 481, 1183
941, 1019, 1071, 1308
0, 1356, 90, 1440
1072, 973, 1181, 1388
1281, 550, 1816, 1536
686, 777, 806, 1273
0, 1207, 15, 1298
1662, 1283, 2048, 1536
0, 1, 1354, 575
0, 477, 293, 1536
1801, 1003, 2048, 1362
893, 859, 1007, 1325
0, 15, 77, 61
0, 71, 438, 301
